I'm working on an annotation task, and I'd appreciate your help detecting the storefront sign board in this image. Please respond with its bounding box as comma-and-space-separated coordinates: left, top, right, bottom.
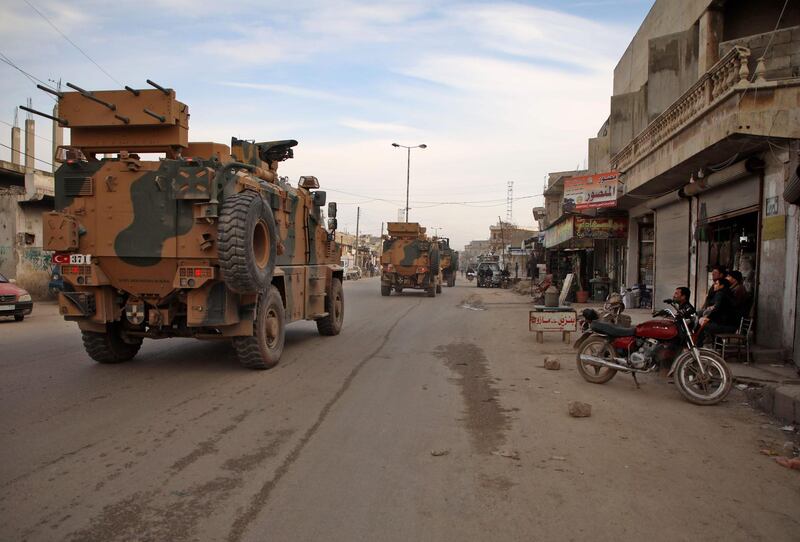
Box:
563, 172, 619, 210
529, 310, 578, 332
574, 216, 628, 239
762, 215, 785, 240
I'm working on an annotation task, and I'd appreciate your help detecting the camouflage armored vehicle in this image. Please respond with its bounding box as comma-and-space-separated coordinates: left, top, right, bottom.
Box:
40, 82, 343, 369
380, 222, 441, 297
437, 237, 459, 287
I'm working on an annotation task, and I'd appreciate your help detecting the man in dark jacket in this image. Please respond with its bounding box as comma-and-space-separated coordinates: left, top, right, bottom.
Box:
701, 265, 726, 313
726, 270, 750, 320
697, 278, 738, 346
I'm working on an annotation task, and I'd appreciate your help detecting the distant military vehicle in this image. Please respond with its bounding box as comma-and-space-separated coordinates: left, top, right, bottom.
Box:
39, 82, 343, 370
437, 238, 459, 287
380, 222, 441, 297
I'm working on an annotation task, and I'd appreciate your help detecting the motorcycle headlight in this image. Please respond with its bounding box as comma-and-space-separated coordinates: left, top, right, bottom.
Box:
18, 294, 32, 302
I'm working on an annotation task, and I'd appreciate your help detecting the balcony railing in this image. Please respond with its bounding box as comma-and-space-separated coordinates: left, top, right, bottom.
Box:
612, 45, 752, 173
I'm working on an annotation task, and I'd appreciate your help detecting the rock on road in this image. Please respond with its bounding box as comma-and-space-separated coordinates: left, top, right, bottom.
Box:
1, 279, 798, 541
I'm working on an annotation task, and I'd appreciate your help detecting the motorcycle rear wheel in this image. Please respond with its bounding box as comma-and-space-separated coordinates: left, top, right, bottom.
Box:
576, 336, 617, 384
673, 349, 732, 406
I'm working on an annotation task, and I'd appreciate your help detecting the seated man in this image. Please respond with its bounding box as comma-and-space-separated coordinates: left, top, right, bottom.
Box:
701, 265, 727, 314
726, 270, 750, 320
672, 286, 694, 314
697, 278, 738, 346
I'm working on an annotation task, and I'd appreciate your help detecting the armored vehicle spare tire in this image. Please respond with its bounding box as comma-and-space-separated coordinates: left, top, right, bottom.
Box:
218, 190, 277, 293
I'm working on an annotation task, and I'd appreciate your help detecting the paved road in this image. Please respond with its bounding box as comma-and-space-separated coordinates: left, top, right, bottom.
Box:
1, 279, 798, 541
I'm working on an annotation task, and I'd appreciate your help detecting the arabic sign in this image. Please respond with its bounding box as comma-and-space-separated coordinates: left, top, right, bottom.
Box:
563, 171, 619, 210
529, 310, 578, 332
574, 217, 628, 239
544, 217, 574, 248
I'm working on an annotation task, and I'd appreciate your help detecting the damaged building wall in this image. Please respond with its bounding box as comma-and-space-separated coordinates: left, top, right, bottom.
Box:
0, 187, 22, 279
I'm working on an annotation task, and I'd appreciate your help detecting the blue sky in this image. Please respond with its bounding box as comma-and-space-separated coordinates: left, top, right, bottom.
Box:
0, 0, 653, 248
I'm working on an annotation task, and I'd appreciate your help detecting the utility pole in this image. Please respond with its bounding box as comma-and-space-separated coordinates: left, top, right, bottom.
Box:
498, 215, 507, 267
355, 206, 360, 269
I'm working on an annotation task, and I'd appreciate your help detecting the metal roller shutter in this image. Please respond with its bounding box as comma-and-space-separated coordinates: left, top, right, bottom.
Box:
654, 199, 690, 304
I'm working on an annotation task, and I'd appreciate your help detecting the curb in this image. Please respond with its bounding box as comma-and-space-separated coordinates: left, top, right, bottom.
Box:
745, 384, 800, 424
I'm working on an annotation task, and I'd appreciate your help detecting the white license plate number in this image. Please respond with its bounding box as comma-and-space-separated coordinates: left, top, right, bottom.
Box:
69, 254, 92, 264
0, 305, 14, 311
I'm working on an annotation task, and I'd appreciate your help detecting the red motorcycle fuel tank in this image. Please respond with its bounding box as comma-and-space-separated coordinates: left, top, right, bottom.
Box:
612, 336, 636, 350
636, 319, 679, 340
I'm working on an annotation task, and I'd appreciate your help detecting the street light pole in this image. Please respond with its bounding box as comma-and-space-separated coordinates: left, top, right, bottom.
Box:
392, 142, 427, 223
405, 147, 410, 223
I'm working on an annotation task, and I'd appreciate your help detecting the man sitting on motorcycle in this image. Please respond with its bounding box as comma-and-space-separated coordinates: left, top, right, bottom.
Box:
672, 286, 694, 315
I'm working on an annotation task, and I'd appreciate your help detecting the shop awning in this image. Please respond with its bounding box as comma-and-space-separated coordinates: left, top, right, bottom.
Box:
544, 215, 628, 249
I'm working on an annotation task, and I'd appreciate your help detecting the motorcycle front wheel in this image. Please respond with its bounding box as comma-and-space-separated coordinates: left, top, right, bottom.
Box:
673, 349, 732, 405
576, 336, 617, 384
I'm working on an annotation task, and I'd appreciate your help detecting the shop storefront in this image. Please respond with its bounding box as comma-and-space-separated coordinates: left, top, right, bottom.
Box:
693, 173, 760, 307
544, 214, 628, 301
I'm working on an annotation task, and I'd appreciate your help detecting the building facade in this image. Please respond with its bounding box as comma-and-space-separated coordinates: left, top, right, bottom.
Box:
591, 0, 799, 360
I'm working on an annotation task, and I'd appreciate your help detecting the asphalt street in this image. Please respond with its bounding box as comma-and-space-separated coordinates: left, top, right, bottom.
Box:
1, 278, 798, 541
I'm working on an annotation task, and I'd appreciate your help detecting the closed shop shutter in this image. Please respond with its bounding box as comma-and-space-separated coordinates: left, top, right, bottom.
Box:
699, 175, 759, 220
655, 199, 690, 304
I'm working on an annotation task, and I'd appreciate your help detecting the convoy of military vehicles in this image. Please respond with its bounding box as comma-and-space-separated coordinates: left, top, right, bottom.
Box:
379, 222, 441, 297
43, 83, 343, 369
33, 81, 487, 370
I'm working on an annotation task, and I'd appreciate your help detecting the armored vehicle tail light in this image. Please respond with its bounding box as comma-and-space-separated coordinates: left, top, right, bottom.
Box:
416, 266, 428, 274
178, 266, 214, 288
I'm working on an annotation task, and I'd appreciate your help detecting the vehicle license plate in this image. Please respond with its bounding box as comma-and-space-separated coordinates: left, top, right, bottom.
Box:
69, 254, 92, 264
0, 305, 14, 311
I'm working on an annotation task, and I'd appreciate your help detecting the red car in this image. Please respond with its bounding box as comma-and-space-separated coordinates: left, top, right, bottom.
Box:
0, 272, 33, 321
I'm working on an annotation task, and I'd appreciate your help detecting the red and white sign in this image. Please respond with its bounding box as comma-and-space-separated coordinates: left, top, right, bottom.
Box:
563, 172, 619, 210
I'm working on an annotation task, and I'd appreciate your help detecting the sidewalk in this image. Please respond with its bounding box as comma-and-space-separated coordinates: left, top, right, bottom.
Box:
568, 301, 800, 425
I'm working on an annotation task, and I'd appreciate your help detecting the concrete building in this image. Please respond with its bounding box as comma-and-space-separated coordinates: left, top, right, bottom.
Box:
461, 239, 492, 269
588, 0, 799, 360
1, 115, 56, 297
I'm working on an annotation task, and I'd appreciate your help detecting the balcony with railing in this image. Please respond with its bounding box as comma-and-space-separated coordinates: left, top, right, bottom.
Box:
611, 40, 800, 193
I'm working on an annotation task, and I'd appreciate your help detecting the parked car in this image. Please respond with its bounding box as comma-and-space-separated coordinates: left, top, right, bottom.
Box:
0, 272, 33, 321
344, 266, 362, 280
48, 265, 73, 297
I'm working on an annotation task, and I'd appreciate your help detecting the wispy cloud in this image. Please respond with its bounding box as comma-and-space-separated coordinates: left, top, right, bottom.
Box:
219, 81, 355, 104
339, 118, 416, 133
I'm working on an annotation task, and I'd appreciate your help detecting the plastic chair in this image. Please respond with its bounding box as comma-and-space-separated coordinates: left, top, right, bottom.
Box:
714, 317, 753, 362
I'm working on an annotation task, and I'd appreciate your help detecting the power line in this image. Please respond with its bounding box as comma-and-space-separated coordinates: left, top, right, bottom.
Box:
0, 119, 53, 144
0, 52, 59, 101
23, 0, 123, 87
325, 187, 544, 209
0, 142, 52, 167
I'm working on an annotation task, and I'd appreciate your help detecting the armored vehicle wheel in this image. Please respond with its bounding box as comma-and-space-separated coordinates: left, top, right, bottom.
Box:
427, 285, 436, 297
436, 283, 442, 294
381, 284, 391, 296
394, 286, 403, 293
14, 315, 24, 321
233, 286, 285, 370
81, 323, 142, 364
317, 279, 344, 336
218, 190, 277, 293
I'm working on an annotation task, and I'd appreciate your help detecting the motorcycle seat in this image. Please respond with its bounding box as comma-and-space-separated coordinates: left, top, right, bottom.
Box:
591, 321, 636, 337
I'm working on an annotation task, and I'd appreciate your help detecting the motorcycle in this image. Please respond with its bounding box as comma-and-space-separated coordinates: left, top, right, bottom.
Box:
574, 298, 732, 405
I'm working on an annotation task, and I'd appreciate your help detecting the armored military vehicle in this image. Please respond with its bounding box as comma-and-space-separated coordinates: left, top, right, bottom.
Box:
380, 222, 441, 297
39, 82, 343, 369
437, 238, 459, 287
